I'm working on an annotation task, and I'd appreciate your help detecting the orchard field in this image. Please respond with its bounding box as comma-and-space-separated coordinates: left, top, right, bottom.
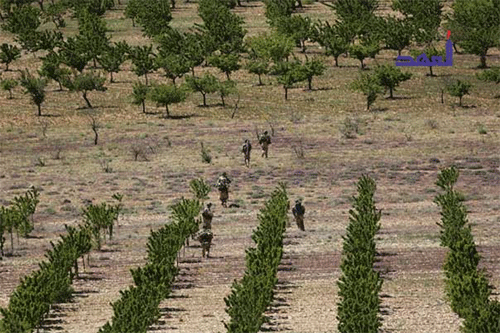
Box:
1, 0, 500, 332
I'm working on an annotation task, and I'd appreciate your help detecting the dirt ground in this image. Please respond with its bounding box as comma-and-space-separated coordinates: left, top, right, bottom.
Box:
1, 1, 500, 332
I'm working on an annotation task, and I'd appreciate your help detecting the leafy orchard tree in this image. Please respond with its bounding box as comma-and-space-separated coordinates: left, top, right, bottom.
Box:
217, 79, 236, 107
349, 40, 380, 69
312, 20, 349, 67
131, 81, 150, 114
155, 52, 191, 85
185, 73, 219, 107
264, 0, 294, 27
301, 57, 326, 90
129, 45, 156, 86
60, 36, 93, 72
392, 0, 443, 44
246, 59, 269, 86
20, 70, 48, 116
77, 9, 110, 68
350, 72, 384, 110
66, 71, 107, 109
208, 53, 240, 80
0, 43, 20, 71
135, 0, 172, 37
197, 0, 246, 54
446, 79, 472, 107
1, 78, 18, 99
43, 1, 67, 29
274, 60, 306, 100
277, 14, 314, 53
38, 52, 72, 91
98, 44, 127, 83
148, 83, 187, 118
477, 67, 500, 96
373, 64, 412, 99
33, 30, 64, 53
326, 0, 379, 38
246, 31, 295, 63
447, 0, 500, 68
1, 5, 40, 34
382, 16, 412, 56
410, 46, 446, 77
124, 0, 140, 27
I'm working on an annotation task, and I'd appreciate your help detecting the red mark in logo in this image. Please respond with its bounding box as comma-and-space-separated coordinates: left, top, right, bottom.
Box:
447, 30, 451, 40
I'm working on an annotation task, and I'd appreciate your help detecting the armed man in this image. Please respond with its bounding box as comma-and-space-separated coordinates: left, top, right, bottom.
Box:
216, 172, 231, 207
292, 199, 305, 231
241, 139, 252, 167
198, 202, 214, 258
202, 202, 213, 229
259, 130, 271, 158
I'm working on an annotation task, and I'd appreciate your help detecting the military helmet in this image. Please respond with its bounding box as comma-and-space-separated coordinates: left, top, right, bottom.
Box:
263, 130, 268, 135
207, 202, 212, 208
295, 199, 302, 204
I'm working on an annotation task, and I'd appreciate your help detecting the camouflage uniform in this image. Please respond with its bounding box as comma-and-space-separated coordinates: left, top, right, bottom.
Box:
259, 131, 271, 158
197, 229, 213, 258
202, 203, 213, 230
216, 173, 231, 207
292, 200, 305, 231
242, 139, 252, 167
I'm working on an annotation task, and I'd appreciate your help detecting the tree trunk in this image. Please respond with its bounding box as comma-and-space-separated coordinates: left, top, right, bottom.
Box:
83, 91, 93, 108
441, 89, 444, 104
142, 100, 146, 113
38, 0, 44, 11
165, 104, 170, 118
360, 59, 364, 69
459, 96, 462, 107
301, 40, 306, 53
58, 80, 63, 91
480, 54, 487, 68
172, 77, 176, 85
5, 63, 9, 71
191, 67, 195, 76
37, 103, 42, 116
367, 97, 370, 110
93, 128, 98, 145
398, 49, 402, 56
221, 94, 225, 107
10, 231, 14, 254
429, 66, 434, 76
145, 73, 149, 86
389, 87, 393, 99
202, 92, 207, 106
226, 72, 230, 80
284, 86, 288, 100
296, 0, 302, 7
110, 72, 114, 83
132, 18, 135, 27
8, 90, 12, 99
308, 77, 312, 90
93, 58, 97, 68
171, 0, 175, 9
109, 224, 113, 240
334, 56, 339, 67
258, 74, 262, 86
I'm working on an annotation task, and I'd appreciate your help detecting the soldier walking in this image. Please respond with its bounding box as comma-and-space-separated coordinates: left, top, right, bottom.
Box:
216, 172, 231, 208
292, 199, 305, 231
241, 139, 252, 167
198, 202, 214, 258
259, 130, 271, 158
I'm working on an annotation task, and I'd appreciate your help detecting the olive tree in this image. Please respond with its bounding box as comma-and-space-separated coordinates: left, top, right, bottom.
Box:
20, 70, 48, 116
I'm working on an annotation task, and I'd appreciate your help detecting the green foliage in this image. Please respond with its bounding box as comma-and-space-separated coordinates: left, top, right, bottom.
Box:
1, 4, 40, 34
434, 167, 500, 332
276, 15, 314, 53
77, 8, 110, 68
60, 36, 93, 72
312, 20, 350, 67
349, 40, 380, 69
0, 78, 18, 99
155, 53, 190, 85
99, 43, 128, 83
66, 71, 107, 109
301, 57, 326, 90
200, 142, 212, 163
129, 45, 156, 86
197, 0, 246, 54
131, 0, 172, 37
38, 52, 72, 91
410, 46, 446, 76
224, 184, 289, 333
326, 0, 379, 38
189, 178, 212, 201
33, 30, 64, 52
477, 67, 500, 86
446, 79, 472, 107
264, 0, 294, 27
147, 83, 187, 118
185, 73, 219, 107
349, 72, 384, 110
208, 53, 240, 80
99, 198, 198, 333
337, 175, 382, 333
0, 43, 20, 71
0, 224, 91, 332
11, 187, 40, 238
273, 60, 307, 100
20, 70, 47, 116
373, 64, 412, 98
382, 16, 412, 55
246, 32, 295, 63
217, 79, 237, 107
246, 59, 270, 86
392, 0, 443, 44
82, 194, 122, 250
131, 81, 150, 114
43, 1, 67, 28
447, 0, 500, 68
